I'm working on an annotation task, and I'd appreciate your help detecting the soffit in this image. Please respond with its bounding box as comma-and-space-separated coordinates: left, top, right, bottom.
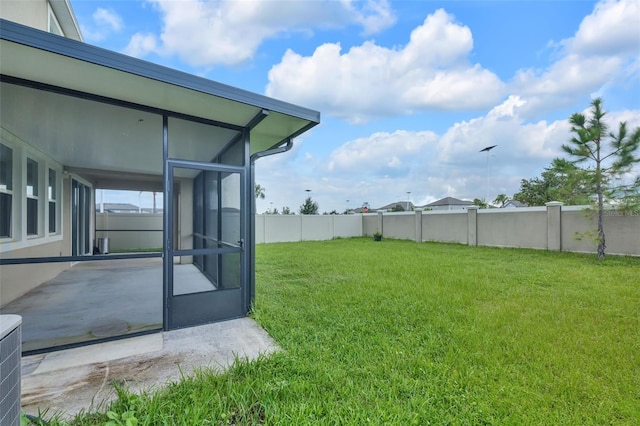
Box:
0, 20, 320, 156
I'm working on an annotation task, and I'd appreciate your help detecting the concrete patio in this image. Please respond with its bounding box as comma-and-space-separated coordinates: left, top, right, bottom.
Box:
2, 257, 215, 352
0, 257, 278, 418
21, 317, 278, 418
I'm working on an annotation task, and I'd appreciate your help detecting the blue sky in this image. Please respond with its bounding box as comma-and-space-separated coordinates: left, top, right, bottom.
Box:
72, 0, 640, 213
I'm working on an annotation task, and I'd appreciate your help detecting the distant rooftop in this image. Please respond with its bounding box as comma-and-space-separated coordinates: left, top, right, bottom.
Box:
425, 197, 473, 207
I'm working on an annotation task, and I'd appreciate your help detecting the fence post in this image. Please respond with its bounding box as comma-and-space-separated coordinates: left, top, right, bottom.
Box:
415, 209, 423, 242
467, 206, 478, 246
377, 210, 384, 235
546, 201, 563, 251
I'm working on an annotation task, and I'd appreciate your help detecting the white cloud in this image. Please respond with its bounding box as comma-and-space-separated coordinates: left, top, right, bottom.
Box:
94, 8, 123, 32
130, 0, 395, 67
124, 33, 158, 58
511, 0, 640, 118
343, 0, 396, 35
570, 0, 640, 56
81, 8, 124, 42
255, 103, 640, 212
327, 130, 438, 176
266, 9, 505, 123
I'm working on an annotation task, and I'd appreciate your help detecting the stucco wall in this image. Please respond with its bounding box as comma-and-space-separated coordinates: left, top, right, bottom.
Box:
257, 214, 364, 243
0, 240, 69, 307
82, 206, 640, 262
362, 214, 377, 236
477, 209, 548, 249
0, 169, 74, 306
96, 213, 163, 251
423, 211, 467, 244
253, 206, 639, 257
383, 212, 415, 240
561, 208, 640, 255
0, 0, 49, 32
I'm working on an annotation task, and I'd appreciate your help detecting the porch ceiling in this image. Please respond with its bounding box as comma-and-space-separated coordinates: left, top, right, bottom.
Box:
0, 20, 320, 188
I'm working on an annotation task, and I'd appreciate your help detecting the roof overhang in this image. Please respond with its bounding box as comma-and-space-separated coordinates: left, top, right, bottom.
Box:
0, 19, 320, 157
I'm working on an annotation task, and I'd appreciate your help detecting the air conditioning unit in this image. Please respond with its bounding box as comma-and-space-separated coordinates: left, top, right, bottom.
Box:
0, 315, 22, 426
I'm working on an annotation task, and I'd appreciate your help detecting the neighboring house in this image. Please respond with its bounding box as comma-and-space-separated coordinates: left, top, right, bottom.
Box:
377, 201, 415, 211
0, 3, 320, 350
504, 200, 529, 208
423, 197, 473, 211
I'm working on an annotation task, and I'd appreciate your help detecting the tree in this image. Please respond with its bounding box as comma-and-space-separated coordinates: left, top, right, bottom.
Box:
299, 197, 319, 215
282, 206, 293, 215
390, 204, 405, 212
493, 194, 511, 208
513, 158, 595, 206
472, 198, 487, 209
562, 98, 640, 260
255, 184, 265, 200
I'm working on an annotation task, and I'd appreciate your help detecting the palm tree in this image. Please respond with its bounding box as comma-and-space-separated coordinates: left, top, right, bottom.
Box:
254, 184, 266, 200
472, 198, 487, 209
493, 194, 510, 208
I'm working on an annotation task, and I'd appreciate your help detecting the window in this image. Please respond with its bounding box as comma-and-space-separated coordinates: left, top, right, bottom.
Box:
0, 143, 12, 238
48, 168, 57, 233
27, 157, 39, 236
48, 4, 63, 36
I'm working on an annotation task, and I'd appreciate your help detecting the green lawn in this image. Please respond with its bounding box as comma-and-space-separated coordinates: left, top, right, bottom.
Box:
62, 239, 640, 425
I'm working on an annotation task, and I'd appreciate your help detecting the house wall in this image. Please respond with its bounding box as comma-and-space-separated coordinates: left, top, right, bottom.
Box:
0, 0, 49, 33
0, 177, 74, 306
0, 240, 69, 307
0, 0, 82, 41
0, 127, 74, 306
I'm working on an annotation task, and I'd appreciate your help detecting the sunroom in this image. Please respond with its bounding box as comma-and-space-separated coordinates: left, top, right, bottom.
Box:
0, 19, 319, 354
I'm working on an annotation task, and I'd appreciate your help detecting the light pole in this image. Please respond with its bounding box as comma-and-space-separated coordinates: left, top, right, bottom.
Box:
406, 191, 411, 211
479, 145, 497, 205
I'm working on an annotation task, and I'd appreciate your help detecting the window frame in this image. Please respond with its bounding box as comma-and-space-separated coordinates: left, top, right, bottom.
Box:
48, 3, 64, 37
0, 142, 13, 239
48, 168, 58, 234
1, 130, 65, 253
26, 157, 40, 237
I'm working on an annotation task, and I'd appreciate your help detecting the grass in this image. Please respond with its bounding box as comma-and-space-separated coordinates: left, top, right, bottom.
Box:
47, 239, 639, 425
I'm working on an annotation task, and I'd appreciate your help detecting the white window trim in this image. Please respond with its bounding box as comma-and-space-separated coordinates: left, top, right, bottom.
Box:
0, 141, 14, 241
48, 3, 64, 36
48, 167, 62, 236
25, 156, 41, 238
0, 130, 64, 253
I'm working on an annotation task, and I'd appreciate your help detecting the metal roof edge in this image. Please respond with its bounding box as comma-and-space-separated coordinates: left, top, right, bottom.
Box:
0, 19, 320, 124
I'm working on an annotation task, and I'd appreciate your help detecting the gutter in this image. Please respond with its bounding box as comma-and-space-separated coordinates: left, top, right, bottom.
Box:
250, 138, 294, 163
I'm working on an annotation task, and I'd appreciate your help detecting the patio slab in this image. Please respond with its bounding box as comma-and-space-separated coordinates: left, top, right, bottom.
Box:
21, 317, 278, 419
2, 258, 219, 352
